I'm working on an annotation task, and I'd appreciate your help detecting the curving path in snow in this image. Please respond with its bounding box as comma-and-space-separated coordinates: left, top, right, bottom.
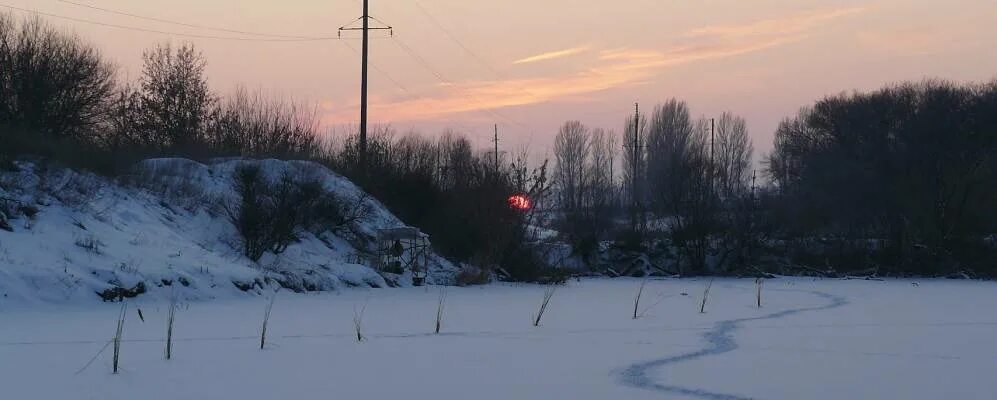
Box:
614, 288, 849, 400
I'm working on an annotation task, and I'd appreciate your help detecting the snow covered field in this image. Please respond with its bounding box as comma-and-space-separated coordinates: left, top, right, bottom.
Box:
2, 278, 996, 400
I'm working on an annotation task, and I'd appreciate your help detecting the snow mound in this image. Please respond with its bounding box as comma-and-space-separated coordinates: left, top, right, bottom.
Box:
0, 158, 456, 304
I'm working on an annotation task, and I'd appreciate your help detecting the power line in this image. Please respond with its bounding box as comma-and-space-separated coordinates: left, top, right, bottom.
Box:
0, 3, 339, 42
391, 35, 528, 131
409, 0, 545, 129
337, 40, 477, 135
52, 0, 336, 40
411, 0, 505, 79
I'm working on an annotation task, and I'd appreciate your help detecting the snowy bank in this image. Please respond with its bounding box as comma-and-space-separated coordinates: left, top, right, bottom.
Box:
0, 158, 456, 304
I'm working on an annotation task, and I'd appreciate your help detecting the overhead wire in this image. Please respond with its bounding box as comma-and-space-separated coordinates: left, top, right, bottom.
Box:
337, 39, 478, 135
391, 35, 528, 131
9, 0, 524, 135
411, 0, 505, 79
52, 0, 336, 40
0, 2, 339, 42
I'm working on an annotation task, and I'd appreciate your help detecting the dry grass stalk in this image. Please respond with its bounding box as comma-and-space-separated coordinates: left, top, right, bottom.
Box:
353, 303, 367, 342
633, 279, 648, 319
112, 303, 126, 374
533, 285, 557, 327
435, 287, 447, 334
755, 277, 764, 308
699, 278, 714, 314
165, 296, 177, 359
260, 293, 276, 350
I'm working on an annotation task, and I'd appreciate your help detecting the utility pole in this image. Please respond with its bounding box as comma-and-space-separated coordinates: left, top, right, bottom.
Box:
340, 0, 392, 169
630, 103, 641, 234
751, 169, 757, 200
710, 117, 715, 195
493, 124, 499, 175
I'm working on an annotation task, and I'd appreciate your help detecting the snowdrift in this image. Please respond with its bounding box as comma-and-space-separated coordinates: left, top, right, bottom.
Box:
0, 158, 456, 304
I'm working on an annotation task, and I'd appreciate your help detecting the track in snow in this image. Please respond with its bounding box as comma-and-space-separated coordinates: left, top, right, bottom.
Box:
614, 288, 849, 400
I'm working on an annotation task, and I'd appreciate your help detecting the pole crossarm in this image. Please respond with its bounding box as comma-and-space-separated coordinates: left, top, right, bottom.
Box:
339, 0, 394, 170
338, 19, 393, 37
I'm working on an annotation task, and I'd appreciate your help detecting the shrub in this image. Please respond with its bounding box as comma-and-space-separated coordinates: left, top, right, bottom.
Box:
0, 14, 115, 143
228, 165, 345, 262
455, 265, 491, 286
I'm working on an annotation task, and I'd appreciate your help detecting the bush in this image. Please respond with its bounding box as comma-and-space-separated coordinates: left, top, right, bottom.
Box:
0, 14, 115, 142
228, 165, 344, 261
322, 130, 535, 270
455, 265, 491, 286
499, 241, 567, 284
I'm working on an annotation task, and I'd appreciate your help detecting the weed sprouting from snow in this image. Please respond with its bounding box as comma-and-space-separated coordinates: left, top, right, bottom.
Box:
112, 303, 126, 374
633, 279, 648, 319
74, 234, 103, 255
636, 291, 672, 319
353, 302, 367, 342
434, 287, 447, 334
533, 285, 557, 327
118, 258, 141, 273
755, 277, 764, 308
699, 278, 714, 314
165, 296, 177, 360
260, 293, 276, 350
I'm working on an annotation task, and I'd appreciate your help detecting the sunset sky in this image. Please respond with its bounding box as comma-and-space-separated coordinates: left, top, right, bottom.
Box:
5, 0, 996, 159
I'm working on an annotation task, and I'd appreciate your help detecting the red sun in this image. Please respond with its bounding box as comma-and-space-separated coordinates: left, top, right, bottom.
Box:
508, 194, 532, 211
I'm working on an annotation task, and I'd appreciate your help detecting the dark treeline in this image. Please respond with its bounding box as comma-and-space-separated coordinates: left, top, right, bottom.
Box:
552, 103, 758, 276
553, 82, 996, 278
1, 14, 319, 172
766, 80, 997, 276
4, 13, 995, 279
0, 14, 554, 282
320, 129, 554, 282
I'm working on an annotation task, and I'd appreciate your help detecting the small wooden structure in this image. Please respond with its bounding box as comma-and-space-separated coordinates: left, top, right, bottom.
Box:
375, 226, 430, 286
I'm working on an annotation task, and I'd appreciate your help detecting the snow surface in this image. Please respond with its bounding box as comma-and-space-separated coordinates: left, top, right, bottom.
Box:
0, 158, 456, 304
2, 278, 995, 399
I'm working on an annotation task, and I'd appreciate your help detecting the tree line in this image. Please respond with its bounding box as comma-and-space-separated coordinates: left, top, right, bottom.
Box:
550, 82, 996, 277
4, 13, 994, 279
0, 13, 556, 282
1, 14, 318, 173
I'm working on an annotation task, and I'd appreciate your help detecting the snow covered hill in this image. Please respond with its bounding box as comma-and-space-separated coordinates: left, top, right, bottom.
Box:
0, 158, 457, 304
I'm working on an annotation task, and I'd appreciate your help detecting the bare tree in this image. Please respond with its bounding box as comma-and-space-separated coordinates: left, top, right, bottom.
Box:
644, 100, 714, 272
553, 121, 590, 212
136, 42, 214, 154
622, 112, 648, 234
0, 13, 115, 143
713, 112, 753, 199
645, 99, 705, 216
587, 128, 615, 210
210, 87, 319, 158
764, 107, 815, 195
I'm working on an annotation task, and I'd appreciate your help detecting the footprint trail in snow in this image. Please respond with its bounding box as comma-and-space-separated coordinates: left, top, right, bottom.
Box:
614, 288, 849, 400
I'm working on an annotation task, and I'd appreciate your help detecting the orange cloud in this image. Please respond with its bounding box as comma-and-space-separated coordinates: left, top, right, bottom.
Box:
686, 7, 867, 39
512, 46, 590, 64
322, 7, 867, 125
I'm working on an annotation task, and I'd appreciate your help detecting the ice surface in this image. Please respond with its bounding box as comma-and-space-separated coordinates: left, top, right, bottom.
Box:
1, 278, 994, 399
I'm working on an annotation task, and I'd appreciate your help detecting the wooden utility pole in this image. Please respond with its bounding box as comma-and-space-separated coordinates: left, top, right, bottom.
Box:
360, 0, 369, 167
710, 117, 715, 193
751, 169, 757, 200
493, 124, 499, 175
340, 0, 392, 169
630, 103, 640, 233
